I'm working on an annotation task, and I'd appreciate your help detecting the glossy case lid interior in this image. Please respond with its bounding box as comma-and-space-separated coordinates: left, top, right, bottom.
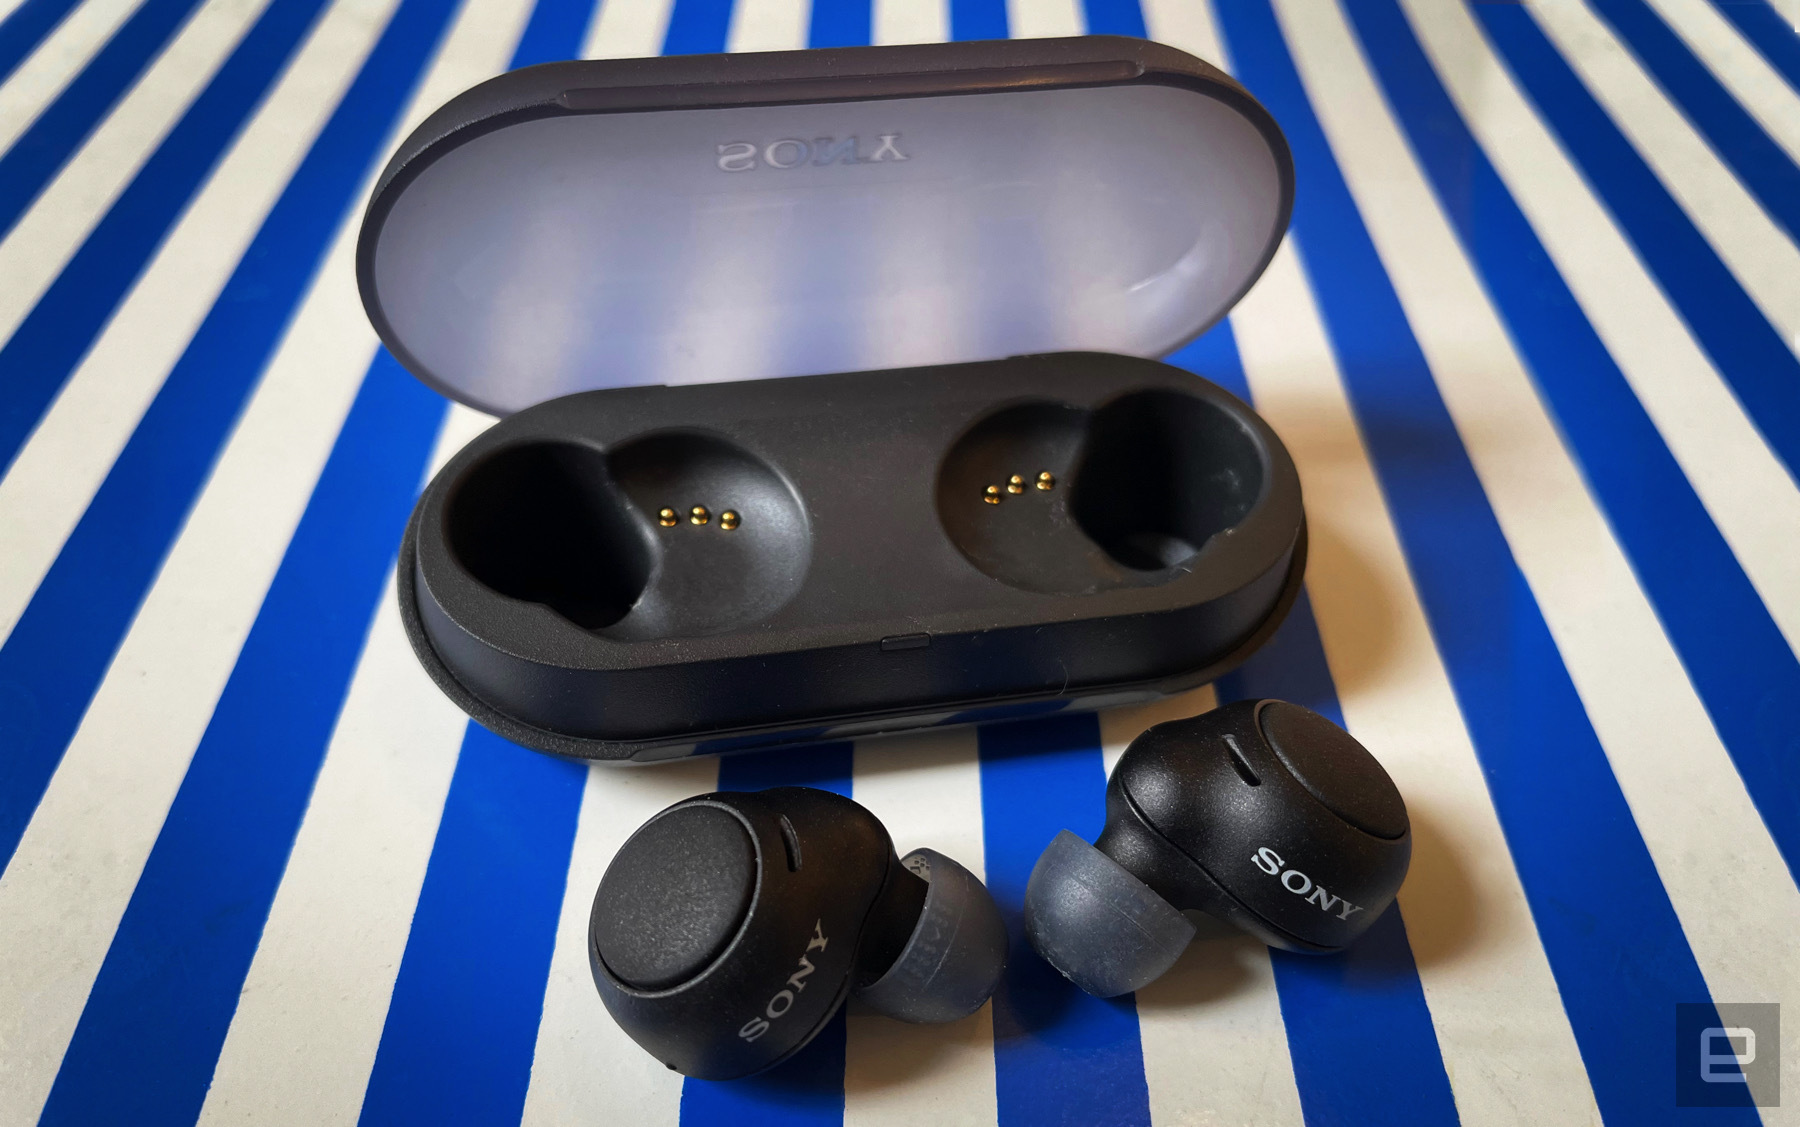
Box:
359, 39, 1293, 414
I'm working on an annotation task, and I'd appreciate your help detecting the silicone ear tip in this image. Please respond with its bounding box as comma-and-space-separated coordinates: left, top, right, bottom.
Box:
855, 849, 1008, 1023
1024, 829, 1195, 997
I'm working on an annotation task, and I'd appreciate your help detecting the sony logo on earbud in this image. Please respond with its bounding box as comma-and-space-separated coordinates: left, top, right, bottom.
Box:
1252, 846, 1364, 922
716, 134, 908, 172
737, 920, 829, 1042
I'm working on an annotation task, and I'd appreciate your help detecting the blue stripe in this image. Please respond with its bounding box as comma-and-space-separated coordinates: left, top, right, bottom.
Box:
0, 0, 207, 237
715, 741, 854, 795
807, 0, 867, 49
1170, 323, 1460, 1126
679, 1017, 849, 1127
0, 0, 84, 87
0, 0, 461, 873
1587, 0, 1800, 246
1704, 0, 1800, 95
679, 743, 853, 1123
1213, 3, 1753, 1124
1350, 0, 1800, 880
37, 353, 446, 1126
979, 712, 1153, 1127
1077, 0, 1141, 38
949, 0, 1005, 42
1269, 910, 1451, 1127
1469, 2, 1800, 486
0, 0, 336, 477
660, 0, 729, 54
357, 724, 589, 1127
1165, 315, 1249, 401
510, 0, 598, 69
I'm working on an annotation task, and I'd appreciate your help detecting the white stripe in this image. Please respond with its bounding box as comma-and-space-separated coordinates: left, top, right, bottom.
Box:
582, 0, 673, 58
0, 0, 35, 38
844, 729, 997, 1127
1232, 241, 1604, 1126
1288, 0, 1800, 1109
1643, 0, 1800, 170
0, 0, 399, 647
195, 594, 467, 1123
520, 758, 717, 1127
1138, 919, 1303, 1127
1099, 684, 1215, 780
0, 0, 537, 1114
195, 407, 490, 1127
0, 0, 143, 155
1762, 0, 1800, 30
1100, 686, 1308, 1127
871, 0, 944, 47
727, 0, 806, 52
0, 0, 275, 354
1398, 0, 1800, 664
1529, 0, 1800, 360
1004, 0, 1080, 40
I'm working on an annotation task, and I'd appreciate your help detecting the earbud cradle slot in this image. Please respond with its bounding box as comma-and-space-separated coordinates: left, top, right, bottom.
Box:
405, 353, 1304, 760
936, 388, 1267, 594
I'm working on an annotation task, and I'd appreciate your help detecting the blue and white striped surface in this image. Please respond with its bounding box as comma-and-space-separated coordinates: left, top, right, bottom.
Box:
0, 0, 1796, 1121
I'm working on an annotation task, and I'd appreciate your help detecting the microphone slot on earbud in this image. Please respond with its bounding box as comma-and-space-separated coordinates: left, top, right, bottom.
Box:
778, 814, 803, 872
1224, 734, 1261, 786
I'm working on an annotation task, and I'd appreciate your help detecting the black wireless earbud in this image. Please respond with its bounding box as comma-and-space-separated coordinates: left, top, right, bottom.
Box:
589, 786, 1007, 1079
1025, 700, 1411, 997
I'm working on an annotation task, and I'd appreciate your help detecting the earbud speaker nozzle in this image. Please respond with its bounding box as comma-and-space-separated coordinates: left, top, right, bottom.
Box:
855, 849, 1007, 1023
1024, 829, 1195, 997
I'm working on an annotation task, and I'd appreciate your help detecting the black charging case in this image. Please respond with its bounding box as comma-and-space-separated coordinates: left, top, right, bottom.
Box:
358, 35, 1302, 761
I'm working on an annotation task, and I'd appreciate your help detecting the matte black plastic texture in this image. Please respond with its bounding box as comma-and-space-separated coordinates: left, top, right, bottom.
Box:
1096, 700, 1411, 953
398, 353, 1307, 760
356, 36, 1294, 411
591, 804, 758, 990
588, 788, 1001, 1079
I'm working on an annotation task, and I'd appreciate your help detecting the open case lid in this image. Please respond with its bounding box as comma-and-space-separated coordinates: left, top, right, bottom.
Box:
356, 35, 1293, 415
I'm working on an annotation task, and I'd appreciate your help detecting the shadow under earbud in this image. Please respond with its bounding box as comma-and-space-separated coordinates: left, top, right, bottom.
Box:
1130, 913, 1262, 1012
1383, 804, 1478, 971
839, 999, 994, 1094
1291, 515, 1397, 703
679, 1010, 848, 1116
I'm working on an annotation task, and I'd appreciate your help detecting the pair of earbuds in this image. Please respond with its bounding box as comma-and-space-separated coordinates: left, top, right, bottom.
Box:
588, 700, 1413, 1079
